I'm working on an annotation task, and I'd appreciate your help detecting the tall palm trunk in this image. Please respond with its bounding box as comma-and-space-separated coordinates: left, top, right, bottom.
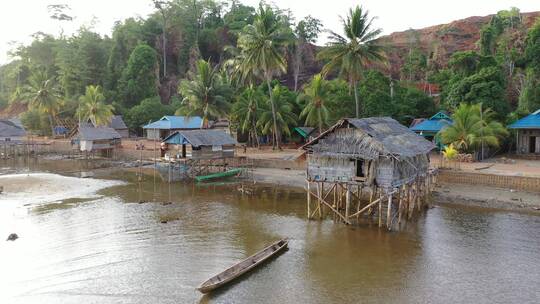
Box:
48, 114, 55, 137
266, 78, 280, 150
252, 116, 260, 148
353, 81, 360, 118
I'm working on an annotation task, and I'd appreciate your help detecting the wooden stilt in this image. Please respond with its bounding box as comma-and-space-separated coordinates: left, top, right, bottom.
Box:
307, 181, 311, 219
319, 182, 324, 219
386, 193, 392, 230
398, 186, 400, 226
378, 194, 382, 228
345, 185, 351, 219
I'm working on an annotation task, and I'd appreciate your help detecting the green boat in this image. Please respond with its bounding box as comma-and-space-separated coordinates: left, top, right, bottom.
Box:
195, 168, 243, 182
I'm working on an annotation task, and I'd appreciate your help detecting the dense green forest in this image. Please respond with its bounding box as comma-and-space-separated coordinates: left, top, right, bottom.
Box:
0, 2, 539, 152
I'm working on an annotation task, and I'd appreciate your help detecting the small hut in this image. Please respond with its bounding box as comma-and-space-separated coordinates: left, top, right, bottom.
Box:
0, 119, 26, 142
210, 118, 231, 134
162, 129, 236, 160
410, 111, 452, 149
108, 115, 129, 138
72, 125, 121, 156
143, 116, 203, 140
302, 117, 436, 229
508, 109, 540, 155
293, 127, 319, 143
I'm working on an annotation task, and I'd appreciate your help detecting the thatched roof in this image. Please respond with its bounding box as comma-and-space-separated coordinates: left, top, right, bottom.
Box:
109, 115, 128, 130
303, 117, 435, 159
163, 129, 236, 147
76, 126, 121, 141
0, 119, 26, 137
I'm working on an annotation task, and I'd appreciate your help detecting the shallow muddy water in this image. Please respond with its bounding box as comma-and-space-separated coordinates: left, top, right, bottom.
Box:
1, 158, 539, 303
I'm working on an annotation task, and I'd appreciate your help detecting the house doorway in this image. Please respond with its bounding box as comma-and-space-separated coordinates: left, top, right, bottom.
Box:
530, 136, 537, 153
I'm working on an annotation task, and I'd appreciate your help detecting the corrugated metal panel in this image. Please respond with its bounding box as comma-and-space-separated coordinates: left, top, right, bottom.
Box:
508, 110, 540, 129
143, 116, 203, 130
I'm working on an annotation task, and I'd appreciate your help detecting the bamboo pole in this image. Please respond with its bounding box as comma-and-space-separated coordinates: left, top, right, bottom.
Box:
398, 186, 404, 225
378, 194, 382, 228
309, 189, 352, 224
348, 194, 386, 218
345, 185, 351, 219
307, 181, 311, 219
386, 194, 392, 230
319, 182, 324, 219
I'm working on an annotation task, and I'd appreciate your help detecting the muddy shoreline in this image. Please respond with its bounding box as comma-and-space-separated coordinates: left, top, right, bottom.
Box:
248, 168, 540, 214
3, 153, 539, 214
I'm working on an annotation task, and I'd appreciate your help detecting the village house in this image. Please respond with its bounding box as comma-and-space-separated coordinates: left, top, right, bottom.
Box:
108, 115, 129, 138
0, 119, 26, 142
143, 116, 204, 140
293, 127, 319, 143
210, 118, 231, 134
410, 111, 453, 149
71, 124, 121, 157
508, 109, 540, 155
162, 129, 236, 160
301, 117, 436, 228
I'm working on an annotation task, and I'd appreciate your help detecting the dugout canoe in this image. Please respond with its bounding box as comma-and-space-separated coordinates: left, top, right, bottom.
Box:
197, 238, 288, 293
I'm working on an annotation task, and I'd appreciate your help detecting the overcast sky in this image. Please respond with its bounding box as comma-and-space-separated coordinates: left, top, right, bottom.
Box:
1, 0, 540, 64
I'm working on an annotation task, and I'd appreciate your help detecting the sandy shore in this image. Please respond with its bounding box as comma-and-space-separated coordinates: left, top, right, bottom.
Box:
0, 173, 125, 205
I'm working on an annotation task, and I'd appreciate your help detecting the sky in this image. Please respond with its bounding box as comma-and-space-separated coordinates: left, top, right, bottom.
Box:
1, 0, 540, 64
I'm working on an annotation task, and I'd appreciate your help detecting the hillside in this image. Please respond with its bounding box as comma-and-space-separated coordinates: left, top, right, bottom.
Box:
378, 11, 540, 78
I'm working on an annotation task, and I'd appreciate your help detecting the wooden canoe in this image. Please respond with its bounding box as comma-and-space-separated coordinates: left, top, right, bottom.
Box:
195, 168, 243, 182
197, 238, 288, 293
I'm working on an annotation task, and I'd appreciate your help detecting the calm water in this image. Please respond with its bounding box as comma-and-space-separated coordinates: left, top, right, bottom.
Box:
1, 158, 539, 304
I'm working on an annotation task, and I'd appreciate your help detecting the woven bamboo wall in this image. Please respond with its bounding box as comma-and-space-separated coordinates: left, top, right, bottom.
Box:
438, 170, 540, 193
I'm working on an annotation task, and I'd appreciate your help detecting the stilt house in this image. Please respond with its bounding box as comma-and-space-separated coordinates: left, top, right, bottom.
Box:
72, 124, 121, 156
108, 115, 129, 138
508, 109, 540, 155
162, 129, 236, 160
303, 117, 435, 192
0, 119, 26, 142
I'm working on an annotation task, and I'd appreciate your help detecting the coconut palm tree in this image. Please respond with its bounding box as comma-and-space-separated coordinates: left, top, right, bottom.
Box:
257, 85, 297, 144
77, 85, 114, 126
317, 6, 385, 118
440, 103, 508, 153
298, 74, 330, 133
22, 70, 63, 135
237, 4, 290, 149
232, 86, 263, 147
177, 59, 232, 128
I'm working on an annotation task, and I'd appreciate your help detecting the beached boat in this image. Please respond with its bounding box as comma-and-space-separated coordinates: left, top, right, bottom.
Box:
197, 238, 288, 293
195, 168, 243, 182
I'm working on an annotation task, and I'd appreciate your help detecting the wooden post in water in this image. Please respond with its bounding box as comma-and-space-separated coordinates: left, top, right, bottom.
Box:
386, 193, 392, 230
345, 184, 351, 220
319, 182, 324, 219
307, 181, 311, 219
378, 193, 383, 228
398, 186, 405, 226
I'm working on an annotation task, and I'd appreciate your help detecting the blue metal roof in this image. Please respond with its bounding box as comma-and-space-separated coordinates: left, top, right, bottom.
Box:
508, 110, 540, 129
410, 111, 453, 133
411, 119, 452, 132
143, 116, 203, 130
